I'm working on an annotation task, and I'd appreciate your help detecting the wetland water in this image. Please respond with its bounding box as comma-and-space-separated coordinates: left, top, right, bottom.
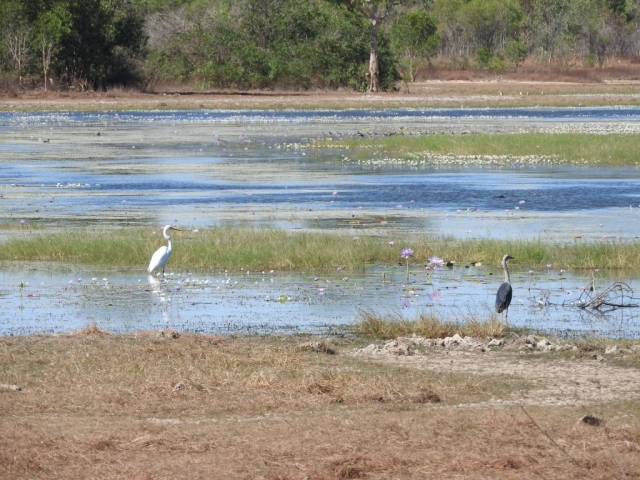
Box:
1, 107, 640, 336
2, 264, 639, 338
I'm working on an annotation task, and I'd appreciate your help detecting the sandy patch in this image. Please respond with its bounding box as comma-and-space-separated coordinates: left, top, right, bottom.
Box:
351, 334, 640, 407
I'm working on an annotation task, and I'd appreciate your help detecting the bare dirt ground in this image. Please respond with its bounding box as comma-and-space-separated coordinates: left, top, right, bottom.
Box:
2, 78, 640, 111
1, 332, 639, 479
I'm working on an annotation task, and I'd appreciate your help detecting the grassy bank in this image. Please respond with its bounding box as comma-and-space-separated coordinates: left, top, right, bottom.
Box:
1, 227, 638, 271
316, 133, 640, 167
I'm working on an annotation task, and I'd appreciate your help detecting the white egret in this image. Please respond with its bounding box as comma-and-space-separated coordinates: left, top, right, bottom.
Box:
148, 225, 182, 276
495, 254, 514, 320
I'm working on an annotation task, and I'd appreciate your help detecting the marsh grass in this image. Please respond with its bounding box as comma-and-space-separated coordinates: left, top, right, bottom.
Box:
1, 227, 640, 271
318, 133, 640, 167
0, 222, 43, 231
352, 310, 507, 339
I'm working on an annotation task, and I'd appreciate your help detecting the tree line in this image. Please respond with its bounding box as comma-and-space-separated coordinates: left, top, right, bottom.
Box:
1, 0, 639, 92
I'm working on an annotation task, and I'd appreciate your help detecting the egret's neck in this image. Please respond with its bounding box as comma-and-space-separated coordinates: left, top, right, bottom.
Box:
503, 261, 511, 284
166, 235, 173, 253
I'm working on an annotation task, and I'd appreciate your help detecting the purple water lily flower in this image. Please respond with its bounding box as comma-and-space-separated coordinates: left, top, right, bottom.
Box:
428, 256, 444, 268
401, 248, 414, 281
400, 248, 414, 259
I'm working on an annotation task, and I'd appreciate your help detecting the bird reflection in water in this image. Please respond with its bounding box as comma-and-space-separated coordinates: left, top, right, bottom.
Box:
148, 274, 173, 325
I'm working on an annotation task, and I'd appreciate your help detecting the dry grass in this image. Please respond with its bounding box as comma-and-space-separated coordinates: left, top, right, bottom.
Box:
3, 75, 640, 112
352, 310, 507, 340
1, 332, 639, 479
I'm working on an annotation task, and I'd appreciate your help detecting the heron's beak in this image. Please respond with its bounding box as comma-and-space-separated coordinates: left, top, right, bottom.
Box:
170, 226, 183, 231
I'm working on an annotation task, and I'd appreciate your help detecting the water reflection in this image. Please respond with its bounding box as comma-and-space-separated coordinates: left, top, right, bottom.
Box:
148, 274, 170, 325
1, 265, 638, 338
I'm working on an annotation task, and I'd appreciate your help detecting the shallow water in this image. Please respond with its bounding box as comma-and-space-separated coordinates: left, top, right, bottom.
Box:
1, 264, 639, 338
1, 107, 640, 336
0, 107, 640, 241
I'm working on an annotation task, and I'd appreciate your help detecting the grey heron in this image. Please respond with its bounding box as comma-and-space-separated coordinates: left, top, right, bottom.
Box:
148, 225, 182, 276
495, 254, 514, 319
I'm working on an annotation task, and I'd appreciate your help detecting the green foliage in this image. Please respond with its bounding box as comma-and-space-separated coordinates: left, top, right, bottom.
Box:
505, 40, 527, 72
434, 0, 523, 56
476, 47, 492, 69
2, 0, 640, 90
148, 0, 395, 90
391, 10, 439, 81
476, 46, 505, 73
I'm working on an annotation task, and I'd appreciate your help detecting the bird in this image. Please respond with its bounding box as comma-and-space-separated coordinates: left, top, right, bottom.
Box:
495, 254, 514, 319
148, 225, 182, 276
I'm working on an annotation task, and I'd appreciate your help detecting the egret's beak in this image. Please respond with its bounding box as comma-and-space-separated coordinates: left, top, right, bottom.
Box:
170, 226, 183, 231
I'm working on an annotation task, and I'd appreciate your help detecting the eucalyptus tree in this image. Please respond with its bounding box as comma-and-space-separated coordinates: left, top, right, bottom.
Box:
0, 0, 31, 83
390, 10, 439, 82
518, 0, 572, 63
330, 0, 411, 92
33, 5, 71, 90
433, 0, 522, 62
145, 0, 395, 91
56, 0, 147, 89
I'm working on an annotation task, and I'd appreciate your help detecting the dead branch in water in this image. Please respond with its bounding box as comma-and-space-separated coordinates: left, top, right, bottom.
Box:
574, 281, 639, 310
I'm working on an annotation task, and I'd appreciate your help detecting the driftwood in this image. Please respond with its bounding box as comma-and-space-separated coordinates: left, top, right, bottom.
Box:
574, 281, 639, 310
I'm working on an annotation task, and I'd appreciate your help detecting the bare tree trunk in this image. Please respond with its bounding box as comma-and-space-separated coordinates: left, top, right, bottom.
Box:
4, 27, 31, 84
41, 36, 53, 92
368, 21, 380, 93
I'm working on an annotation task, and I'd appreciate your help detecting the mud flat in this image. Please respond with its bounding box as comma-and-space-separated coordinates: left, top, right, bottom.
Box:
3, 80, 640, 110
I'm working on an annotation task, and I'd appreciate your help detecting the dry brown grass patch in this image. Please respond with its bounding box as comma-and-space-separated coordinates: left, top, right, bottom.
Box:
1, 334, 639, 479
73, 322, 109, 336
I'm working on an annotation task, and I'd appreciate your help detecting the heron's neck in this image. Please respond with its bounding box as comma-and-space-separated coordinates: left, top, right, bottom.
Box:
165, 235, 173, 253
503, 262, 511, 284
